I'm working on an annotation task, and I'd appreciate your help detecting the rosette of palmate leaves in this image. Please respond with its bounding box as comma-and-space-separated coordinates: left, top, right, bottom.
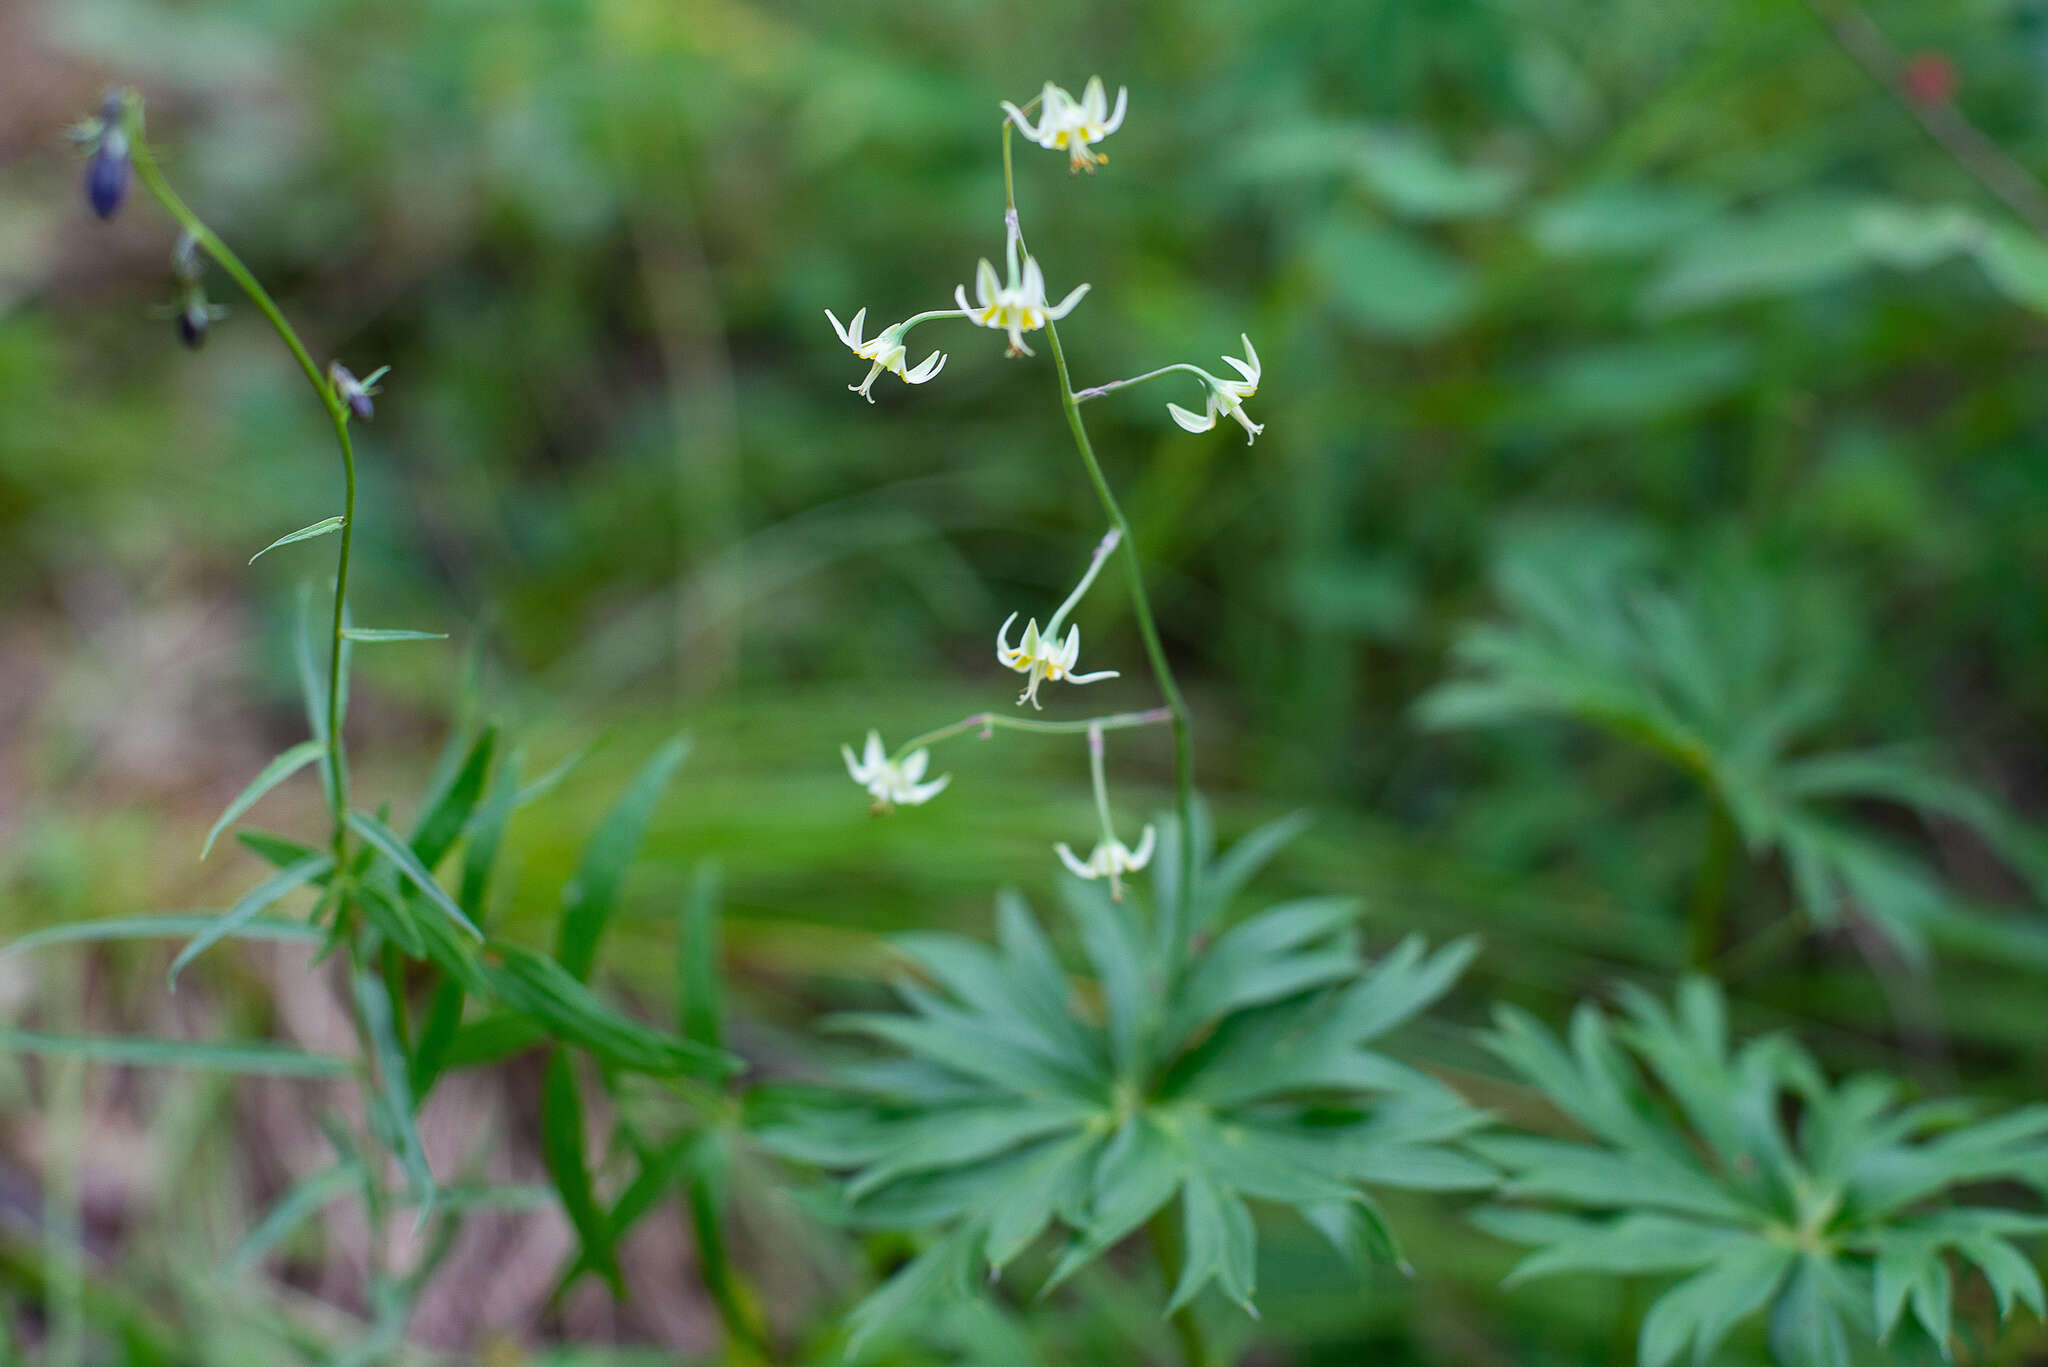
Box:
753, 815, 1491, 1353
1417, 519, 2048, 963
1471, 977, 2048, 1366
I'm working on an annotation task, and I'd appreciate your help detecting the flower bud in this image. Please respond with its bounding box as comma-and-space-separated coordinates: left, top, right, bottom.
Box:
177, 298, 210, 350
84, 90, 130, 220
328, 361, 389, 422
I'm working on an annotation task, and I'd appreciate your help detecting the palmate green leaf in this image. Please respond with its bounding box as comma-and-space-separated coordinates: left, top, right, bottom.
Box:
782, 827, 1483, 1339
200, 739, 325, 859
556, 733, 691, 982
1478, 978, 2048, 1366
248, 515, 345, 564
0, 1029, 353, 1078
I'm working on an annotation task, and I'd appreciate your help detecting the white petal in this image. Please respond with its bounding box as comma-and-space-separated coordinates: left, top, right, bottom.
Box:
1060, 624, 1081, 667
1167, 401, 1216, 434
1054, 842, 1096, 879
842, 743, 864, 781
1238, 333, 1259, 381
1022, 256, 1046, 304
1128, 824, 1156, 869
1082, 76, 1107, 121
905, 350, 946, 383
975, 258, 1001, 307
1066, 668, 1119, 685
1046, 282, 1090, 320
1230, 406, 1264, 443
996, 611, 1020, 663
825, 308, 855, 348
900, 749, 929, 783
1222, 353, 1258, 387
1103, 86, 1128, 135
863, 730, 886, 770
999, 101, 1038, 139
906, 774, 951, 805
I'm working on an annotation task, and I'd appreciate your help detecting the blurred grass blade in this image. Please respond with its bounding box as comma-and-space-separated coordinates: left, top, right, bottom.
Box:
460, 752, 520, 924
556, 733, 691, 982
516, 741, 596, 808
169, 853, 335, 989
486, 943, 738, 1078
294, 583, 337, 814
347, 810, 482, 939
236, 829, 322, 871
249, 515, 345, 565
0, 1029, 353, 1077
409, 726, 497, 872
221, 1163, 359, 1279
340, 628, 450, 643
541, 1050, 622, 1293
410, 979, 467, 1099
201, 740, 325, 860
680, 861, 723, 1051
3, 914, 321, 958
351, 968, 436, 1222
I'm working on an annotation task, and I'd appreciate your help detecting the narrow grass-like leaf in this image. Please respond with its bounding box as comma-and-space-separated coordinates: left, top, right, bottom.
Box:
169, 853, 334, 989
351, 969, 435, 1223
486, 942, 737, 1078
680, 861, 723, 1051
249, 515, 345, 565
460, 752, 520, 922
409, 726, 496, 872
293, 584, 337, 814
410, 980, 466, 1100
0, 1029, 353, 1078
347, 809, 481, 940
542, 1051, 621, 1293
201, 740, 325, 860
557, 732, 691, 982
339, 628, 449, 643
221, 1163, 359, 1279
3, 914, 321, 958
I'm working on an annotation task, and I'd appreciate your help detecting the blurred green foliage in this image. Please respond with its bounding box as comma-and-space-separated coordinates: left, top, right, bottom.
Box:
4, 0, 2048, 1361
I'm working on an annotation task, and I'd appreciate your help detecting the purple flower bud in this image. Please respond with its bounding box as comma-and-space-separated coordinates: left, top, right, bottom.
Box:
328, 361, 388, 422
86, 129, 130, 220
177, 299, 209, 350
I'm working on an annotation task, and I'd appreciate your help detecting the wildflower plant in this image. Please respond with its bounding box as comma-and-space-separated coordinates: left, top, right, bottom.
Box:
780, 78, 1490, 1359
8, 87, 766, 1361
1472, 978, 2048, 1366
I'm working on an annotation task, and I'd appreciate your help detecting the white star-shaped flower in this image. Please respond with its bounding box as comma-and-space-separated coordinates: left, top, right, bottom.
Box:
826, 307, 947, 402
841, 730, 950, 812
955, 225, 1088, 357
1002, 77, 1129, 174
996, 614, 1119, 709
1055, 825, 1156, 902
1166, 335, 1264, 444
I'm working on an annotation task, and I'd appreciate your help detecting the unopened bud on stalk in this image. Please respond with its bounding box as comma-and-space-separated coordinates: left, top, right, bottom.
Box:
328, 361, 389, 421
83, 89, 131, 221
177, 298, 211, 349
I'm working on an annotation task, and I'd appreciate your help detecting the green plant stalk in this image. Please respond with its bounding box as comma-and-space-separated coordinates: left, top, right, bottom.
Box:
1687, 798, 1739, 969
125, 96, 359, 852
891, 706, 1172, 762
685, 1170, 773, 1362
1045, 318, 1199, 975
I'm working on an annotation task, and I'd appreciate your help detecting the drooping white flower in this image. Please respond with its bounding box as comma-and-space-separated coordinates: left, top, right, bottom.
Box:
954, 223, 1088, 357
826, 307, 948, 402
842, 730, 950, 812
994, 528, 1121, 708
996, 615, 1118, 709
1055, 825, 1155, 902
1166, 334, 1264, 444
1002, 77, 1129, 174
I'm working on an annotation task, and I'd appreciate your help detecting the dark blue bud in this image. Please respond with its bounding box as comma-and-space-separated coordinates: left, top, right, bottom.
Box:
177, 300, 209, 350
86, 131, 130, 220
347, 389, 373, 421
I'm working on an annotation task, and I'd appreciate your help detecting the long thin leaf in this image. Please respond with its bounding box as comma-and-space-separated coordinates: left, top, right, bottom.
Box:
201, 741, 326, 860
169, 854, 335, 989
339, 628, 449, 643
542, 1051, 621, 1293
2, 914, 321, 958
680, 862, 723, 1051
556, 733, 692, 982
221, 1163, 359, 1278
249, 515, 345, 565
409, 726, 497, 872
346, 810, 482, 940
0, 1029, 354, 1078
351, 968, 435, 1221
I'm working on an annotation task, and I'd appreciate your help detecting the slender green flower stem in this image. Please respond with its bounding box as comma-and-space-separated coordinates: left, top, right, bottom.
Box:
1072, 364, 1211, 403
1002, 119, 1200, 987
125, 95, 358, 854
893, 707, 1172, 763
